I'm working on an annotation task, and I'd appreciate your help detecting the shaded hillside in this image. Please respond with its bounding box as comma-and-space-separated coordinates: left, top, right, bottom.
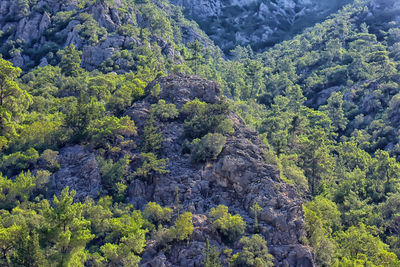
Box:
171, 0, 351, 53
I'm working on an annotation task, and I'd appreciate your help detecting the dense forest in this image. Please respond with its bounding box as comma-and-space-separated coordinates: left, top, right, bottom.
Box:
1, 0, 400, 266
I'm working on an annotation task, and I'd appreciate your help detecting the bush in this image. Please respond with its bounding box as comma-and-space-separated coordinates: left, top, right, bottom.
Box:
86, 116, 137, 148
0, 148, 39, 176
190, 133, 226, 162
150, 100, 179, 122
98, 156, 131, 201
209, 205, 246, 242
169, 212, 193, 242
143, 202, 173, 226
233, 235, 274, 267
181, 100, 234, 139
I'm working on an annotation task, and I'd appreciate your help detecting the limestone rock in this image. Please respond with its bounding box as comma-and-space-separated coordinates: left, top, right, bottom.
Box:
50, 145, 102, 201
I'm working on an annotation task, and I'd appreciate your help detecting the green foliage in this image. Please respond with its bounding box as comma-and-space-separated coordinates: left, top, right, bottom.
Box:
169, 212, 193, 242
86, 115, 137, 148
209, 205, 246, 243
233, 234, 274, 267
65, 97, 105, 141
150, 100, 179, 122
143, 202, 172, 226
335, 223, 399, 266
181, 99, 234, 139
190, 133, 226, 162
0, 171, 36, 209
98, 156, 131, 201
43, 187, 94, 266
134, 152, 169, 182
203, 239, 221, 267
58, 44, 82, 77
0, 148, 39, 176
0, 58, 32, 143
142, 115, 163, 152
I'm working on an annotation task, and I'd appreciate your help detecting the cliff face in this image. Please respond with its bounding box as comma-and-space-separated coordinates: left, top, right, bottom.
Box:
171, 0, 351, 53
126, 74, 314, 266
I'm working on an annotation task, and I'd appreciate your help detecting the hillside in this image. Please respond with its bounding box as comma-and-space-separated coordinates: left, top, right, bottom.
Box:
171, 0, 351, 53
2, 0, 400, 266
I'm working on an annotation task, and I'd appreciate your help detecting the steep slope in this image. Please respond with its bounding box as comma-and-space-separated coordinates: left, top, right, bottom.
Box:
171, 0, 351, 53
125, 74, 314, 266
0, 0, 218, 72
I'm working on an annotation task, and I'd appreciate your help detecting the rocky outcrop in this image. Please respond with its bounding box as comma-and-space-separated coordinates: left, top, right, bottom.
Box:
0, 0, 214, 72
50, 145, 102, 201
126, 74, 314, 266
171, 0, 351, 53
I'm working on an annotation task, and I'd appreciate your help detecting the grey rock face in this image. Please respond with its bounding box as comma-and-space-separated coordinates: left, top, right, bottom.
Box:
171, 0, 351, 53
126, 74, 314, 266
50, 145, 102, 201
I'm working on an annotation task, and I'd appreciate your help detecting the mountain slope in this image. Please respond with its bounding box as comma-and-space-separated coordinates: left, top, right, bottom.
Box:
0, 0, 218, 72
171, 0, 351, 53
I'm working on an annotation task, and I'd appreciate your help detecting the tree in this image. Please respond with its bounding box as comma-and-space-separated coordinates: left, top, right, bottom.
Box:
335, 223, 399, 266
203, 239, 221, 267
187, 40, 203, 74
142, 115, 163, 152
58, 44, 82, 77
169, 212, 193, 242
65, 97, 105, 141
43, 187, 94, 266
0, 59, 31, 140
134, 153, 169, 183
150, 100, 179, 122
143, 202, 172, 226
297, 128, 335, 196
11, 230, 48, 267
99, 156, 131, 201
86, 115, 137, 148
101, 212, 147, 266
320, 92, 348, 132
303, 206, 336, 267
234, 235, 274, 267
0, 224, 22, 267
250, 203, 262, 233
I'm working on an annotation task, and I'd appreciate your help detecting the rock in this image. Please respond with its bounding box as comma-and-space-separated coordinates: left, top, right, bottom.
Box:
81, 46, 114, 71
171, 0, 352, 53
50, 145, 101, 201
39, 12, 51, 36
145, 73, 221, 108
0, 0, 207, 71
126, 74, 315, 266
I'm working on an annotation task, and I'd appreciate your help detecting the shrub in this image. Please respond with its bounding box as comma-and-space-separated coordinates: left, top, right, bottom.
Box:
233, 235, 274, 267
98, 156, 131, 201
190, 133, 226, 162
150, 100, 179, 122
209, 205, 246, 242
38, 149, 59, 172
182, 100, 234, 139
143, 202, 173, 226
142, 115, 163, 152
0, 148, 39, 176
169, 212, 193, 242
86, 115, 137, 148
134, 153, 169, 183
